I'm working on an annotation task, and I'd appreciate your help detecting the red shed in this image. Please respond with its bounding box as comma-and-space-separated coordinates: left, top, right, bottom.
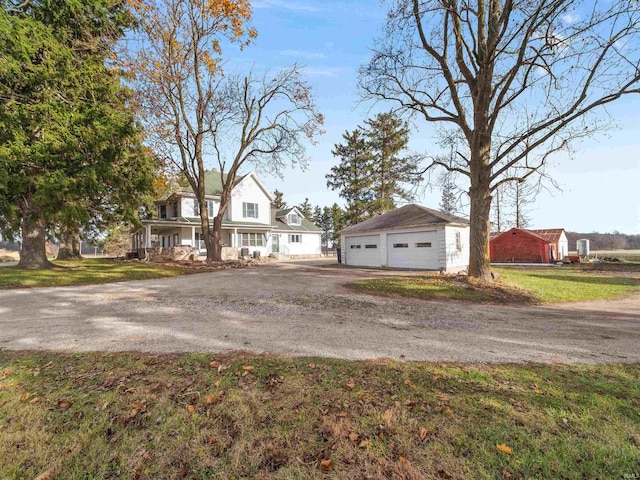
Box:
490, 228, 554, 263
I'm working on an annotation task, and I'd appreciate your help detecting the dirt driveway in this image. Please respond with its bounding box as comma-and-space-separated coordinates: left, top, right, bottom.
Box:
1, 261, 639, 363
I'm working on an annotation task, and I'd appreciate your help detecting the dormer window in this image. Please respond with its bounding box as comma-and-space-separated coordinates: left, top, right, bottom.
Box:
159, 205, 167, 219
288, 213, 300, 225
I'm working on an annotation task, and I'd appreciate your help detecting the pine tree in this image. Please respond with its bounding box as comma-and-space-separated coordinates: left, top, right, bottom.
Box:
329, 203, 345, 247
316, 207, 334, 255
364, 112, 422, 215
326, 129, 374, 225
297, 198, 313, 219
273, 190, 287, 210
439, 179, 458, 215
0, 0, 155, 269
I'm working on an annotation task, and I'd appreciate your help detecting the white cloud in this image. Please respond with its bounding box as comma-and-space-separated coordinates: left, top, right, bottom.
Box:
561, 13, 580, 24
302, 67, 345, 78
253, 0, 322, 13
278, 49, 327, 60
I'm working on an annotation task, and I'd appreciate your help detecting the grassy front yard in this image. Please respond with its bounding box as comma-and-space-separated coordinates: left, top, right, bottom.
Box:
348, 265, 640, 303
0, 258, 196, 289
0, 352, 638, 479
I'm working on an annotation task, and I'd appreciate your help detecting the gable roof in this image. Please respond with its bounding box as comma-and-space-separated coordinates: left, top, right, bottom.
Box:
163, 170, 278, 200
276, 208, 298, 218
273, 217, 322, 232
340, 204, 468, 234
490, 227, 550, 243
530, 228, 566, 243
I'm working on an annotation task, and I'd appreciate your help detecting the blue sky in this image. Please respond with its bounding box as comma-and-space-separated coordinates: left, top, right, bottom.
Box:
227, 0, 640, 235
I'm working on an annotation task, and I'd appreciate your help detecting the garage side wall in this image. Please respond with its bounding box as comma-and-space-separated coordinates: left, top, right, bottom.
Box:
443, 226, 470, 273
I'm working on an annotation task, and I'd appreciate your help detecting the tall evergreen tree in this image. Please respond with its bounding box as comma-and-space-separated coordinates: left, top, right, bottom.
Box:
326, 129, 374, 226
297, 198, 313, 219
316, 207, 333, 255
0, 0, 155, 269
329, 203, 345, 247
439, 179, 458, 215
273, 189, 287, 210
364, 112, 421, 215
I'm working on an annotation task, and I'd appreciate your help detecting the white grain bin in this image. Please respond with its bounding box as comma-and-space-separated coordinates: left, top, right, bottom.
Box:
577, 239, 590, 257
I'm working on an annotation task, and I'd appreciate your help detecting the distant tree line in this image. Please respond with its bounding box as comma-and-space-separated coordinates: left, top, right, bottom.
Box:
565, 232, 640, 251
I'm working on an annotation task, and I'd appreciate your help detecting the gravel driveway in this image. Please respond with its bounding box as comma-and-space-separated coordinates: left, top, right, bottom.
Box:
1, 261, 639, 363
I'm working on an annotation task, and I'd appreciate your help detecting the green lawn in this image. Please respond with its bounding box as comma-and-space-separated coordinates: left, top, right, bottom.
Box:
0, 258, 196, 289
0, 352, 638, 479
495, 266, 640, 302
348, 266, 640, 304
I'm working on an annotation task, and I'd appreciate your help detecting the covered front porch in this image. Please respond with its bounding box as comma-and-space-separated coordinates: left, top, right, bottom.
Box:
132, 220, 274, 257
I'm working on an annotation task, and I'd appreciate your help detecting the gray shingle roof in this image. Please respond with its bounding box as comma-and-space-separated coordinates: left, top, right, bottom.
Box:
272, 217, 322, 232
340, 204, 468, 234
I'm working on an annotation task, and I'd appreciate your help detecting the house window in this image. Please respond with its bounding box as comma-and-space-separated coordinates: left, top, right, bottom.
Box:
393, 243, 408, 248
289, 234, 302, 243
416, 242, 432, 248
350, 244, 361, 249
159, 205, 167, 219
172, 201, 178, 217
241, 233, 264, 247
288, 213, 300, 224
455, 232, 462, 251
243, 202, 259, 218
365, 244, 377, 249
194, 199, 216, 217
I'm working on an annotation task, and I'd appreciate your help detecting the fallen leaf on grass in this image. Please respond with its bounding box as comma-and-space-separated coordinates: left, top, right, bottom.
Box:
359, 440, 371, 448
186, 404, 195, 413
29, 396, 41, 404
349, 432, 359, 444
214, 380, 220, 388
403, 379, 416, 389
320, 459, 334, 472
418, 427, 428, 441
34, 466, 58, 480
496, 443, 513, 455
337, 411, 347, 418
57, 400, 72, 410
534, 388, 541, 394
242, 365, 254, 371
346, 378, 356, 389
399, 456, 406, 463
209, 361, 220, 369
20, 392, 30, 402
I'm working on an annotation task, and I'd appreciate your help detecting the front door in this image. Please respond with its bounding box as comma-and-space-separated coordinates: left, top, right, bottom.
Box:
272, 234, 279, 253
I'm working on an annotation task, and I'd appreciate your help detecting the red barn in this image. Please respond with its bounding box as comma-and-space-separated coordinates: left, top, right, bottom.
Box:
490, 228, 568, 264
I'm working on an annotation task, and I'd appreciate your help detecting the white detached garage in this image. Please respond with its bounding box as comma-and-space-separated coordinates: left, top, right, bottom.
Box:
340, 204, 470, 272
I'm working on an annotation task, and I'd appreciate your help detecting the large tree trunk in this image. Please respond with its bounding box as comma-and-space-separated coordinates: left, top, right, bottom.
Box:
467, 131, 493, 280
57, 230, 82, 260
17, 207, 53, 269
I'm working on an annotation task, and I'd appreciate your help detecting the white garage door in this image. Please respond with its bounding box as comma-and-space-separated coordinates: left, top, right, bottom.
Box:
387, 232, 438, 269
344, 235, 380, 266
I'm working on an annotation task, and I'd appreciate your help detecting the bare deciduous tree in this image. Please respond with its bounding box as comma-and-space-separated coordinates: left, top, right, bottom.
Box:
131, 0, 322, 262
360, 0, 640, 279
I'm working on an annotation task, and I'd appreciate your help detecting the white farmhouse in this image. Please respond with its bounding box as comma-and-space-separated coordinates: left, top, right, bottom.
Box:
132, 171, 322, 258
340, 204, 470, 272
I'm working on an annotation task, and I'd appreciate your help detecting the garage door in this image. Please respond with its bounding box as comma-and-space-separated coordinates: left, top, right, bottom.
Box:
344, 235, 380, 266
387, 232, 438, 269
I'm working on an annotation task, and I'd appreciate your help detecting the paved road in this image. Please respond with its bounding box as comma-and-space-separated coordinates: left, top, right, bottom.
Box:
1, 262, 639, 363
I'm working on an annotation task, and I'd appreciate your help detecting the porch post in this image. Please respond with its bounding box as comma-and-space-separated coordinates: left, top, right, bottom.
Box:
145, 224, 152, 248
232, 228, 237, 247
191, 226, 196, 248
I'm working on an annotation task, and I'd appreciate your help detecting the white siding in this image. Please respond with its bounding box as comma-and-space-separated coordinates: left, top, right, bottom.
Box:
443, 226, 470, 273
180, 196, 221, 218
558, 232, 568, 260
229, 175, 272, 225
277, 232, 322, 256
